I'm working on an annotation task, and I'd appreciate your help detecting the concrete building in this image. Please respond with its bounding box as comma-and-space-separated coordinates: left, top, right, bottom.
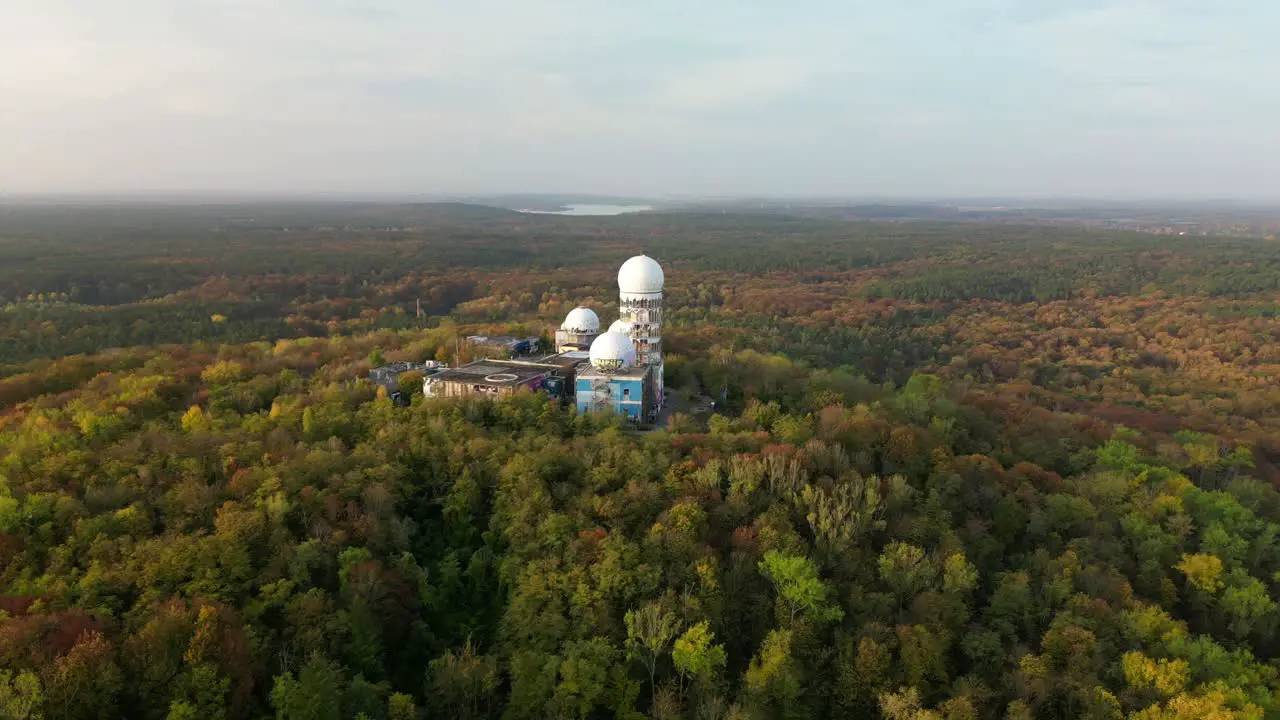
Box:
575, 330, 655, 423
368, 361, 444, 404
424, 361, 555, 400
368, 361, 443, 390
423, 354, 582, 401
422, 254, 668, 422
616, 255, 665, 411
466, 335, 542, 357
548, 253, 667, 424
555, 307, 601, 352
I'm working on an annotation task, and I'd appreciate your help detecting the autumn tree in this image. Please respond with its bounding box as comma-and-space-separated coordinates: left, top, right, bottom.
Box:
624, 603, 681, 705
757, 551, 844, 624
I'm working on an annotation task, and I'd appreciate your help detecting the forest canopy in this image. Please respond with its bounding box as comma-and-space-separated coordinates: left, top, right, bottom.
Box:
0, 203, 1278, 719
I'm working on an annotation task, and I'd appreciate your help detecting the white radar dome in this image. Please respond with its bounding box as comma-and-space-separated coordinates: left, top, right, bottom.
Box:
589, 331, 637, 371
609, 318, 632, 334
561, 307, 600, 333
618, 255, 664, 294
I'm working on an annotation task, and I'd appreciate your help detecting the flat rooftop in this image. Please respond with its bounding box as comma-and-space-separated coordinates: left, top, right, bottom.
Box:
525, 351, 589, 367
429, 360, 553, 387
577, 364, 649, 381
369, 361, 436, 377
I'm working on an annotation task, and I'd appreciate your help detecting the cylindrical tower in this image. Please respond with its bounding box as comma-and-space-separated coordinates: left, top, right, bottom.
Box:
617, 255, 664, 409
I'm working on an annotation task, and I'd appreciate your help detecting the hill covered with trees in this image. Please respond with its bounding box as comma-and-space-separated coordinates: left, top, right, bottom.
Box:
0, 204, 1278, 719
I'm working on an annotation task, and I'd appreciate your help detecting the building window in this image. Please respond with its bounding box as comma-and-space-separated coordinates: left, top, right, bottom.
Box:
622, 388, 630, 399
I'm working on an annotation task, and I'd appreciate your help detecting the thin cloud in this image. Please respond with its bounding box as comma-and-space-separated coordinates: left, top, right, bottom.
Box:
0, 0, 1277, 197
648, 56, 818, 113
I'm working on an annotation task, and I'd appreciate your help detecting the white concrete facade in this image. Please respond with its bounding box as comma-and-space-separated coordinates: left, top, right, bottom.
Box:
617, 255, 664, 410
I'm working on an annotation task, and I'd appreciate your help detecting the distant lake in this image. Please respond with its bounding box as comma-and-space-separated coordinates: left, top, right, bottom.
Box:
519, 204, 653, 216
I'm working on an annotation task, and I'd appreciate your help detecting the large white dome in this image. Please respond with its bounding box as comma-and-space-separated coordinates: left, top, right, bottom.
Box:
589, 331, 637, 370
618, 255, 664, 294
609, 318, 632, 334
561, 306, 600, 333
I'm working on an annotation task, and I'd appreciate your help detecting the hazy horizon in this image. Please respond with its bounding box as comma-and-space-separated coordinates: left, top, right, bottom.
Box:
3, 1, 1279, 200
2, 190, 1280, 210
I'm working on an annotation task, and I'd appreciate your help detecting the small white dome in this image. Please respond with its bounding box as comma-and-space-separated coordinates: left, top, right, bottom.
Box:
589, 331, 636, 370
609, 318, 632, 334
561, 307, 600, 333
618, 255, 664, 294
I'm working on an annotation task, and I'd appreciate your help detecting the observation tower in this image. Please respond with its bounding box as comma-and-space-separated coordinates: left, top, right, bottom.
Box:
616, 255, 664, 410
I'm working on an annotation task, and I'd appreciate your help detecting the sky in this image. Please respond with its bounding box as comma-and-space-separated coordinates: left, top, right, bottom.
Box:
1, 0, 1278, 200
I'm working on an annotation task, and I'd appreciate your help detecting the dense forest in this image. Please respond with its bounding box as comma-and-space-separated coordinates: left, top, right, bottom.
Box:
1, 203, 1279, 719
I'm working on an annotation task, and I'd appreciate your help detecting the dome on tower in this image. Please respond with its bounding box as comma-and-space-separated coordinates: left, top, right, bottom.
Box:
589, 331, 636, 371
618, 255, 664, 294
609, 318, 632, 334
561, 307, 600, 333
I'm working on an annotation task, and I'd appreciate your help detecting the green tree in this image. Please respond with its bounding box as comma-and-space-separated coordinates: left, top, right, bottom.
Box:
757, 551, 844, 624
1176, 431, 1220, 484
549, 638, 635, 720
45, 631, 122, 720
799, 474, 886, 563
671, 621, 726, 695
387, 693, 416, 720
896, 624, 949, 690
1222, 445, 1255, 483
271, 654, 344, 720
429, 640, 498, 720
624, 603, 681, 704
170, 605, 238, 720
744, 630, 802, 715
942, 553, 979, 597
0, 670, 43, 720
878, 542, 936, 602
505, 652, 559, 720
1219, 572, 1277, 640
832, 636, 892, 718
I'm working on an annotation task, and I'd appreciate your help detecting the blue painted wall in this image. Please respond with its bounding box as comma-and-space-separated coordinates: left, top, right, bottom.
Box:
576, 376, 646, 420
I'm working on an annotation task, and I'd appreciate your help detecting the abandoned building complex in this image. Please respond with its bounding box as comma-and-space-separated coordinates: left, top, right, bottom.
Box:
419, 254, 666, 424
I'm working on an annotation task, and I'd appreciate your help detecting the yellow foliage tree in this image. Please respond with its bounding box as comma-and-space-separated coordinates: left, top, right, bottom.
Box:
1129, 685, 1262, 720
200, 360, 245, 385
1122, 650, 1189, 696
180, 405, 209, 433
1176, 553, 1224, 594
